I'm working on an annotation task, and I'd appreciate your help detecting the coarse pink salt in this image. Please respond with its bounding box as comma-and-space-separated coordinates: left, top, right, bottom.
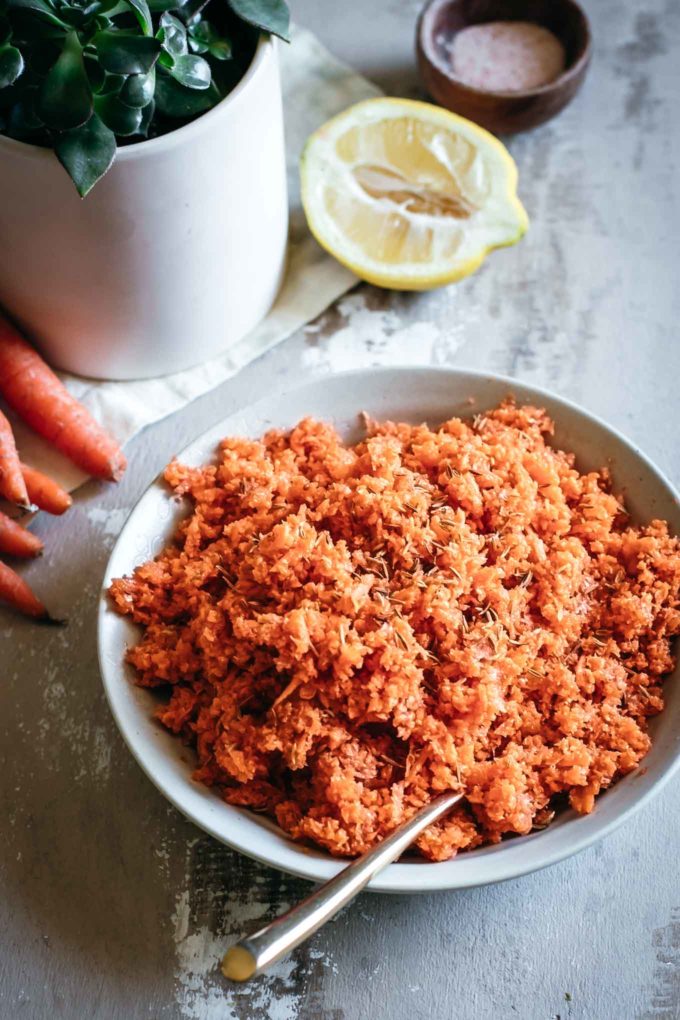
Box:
451, 21, 566, 93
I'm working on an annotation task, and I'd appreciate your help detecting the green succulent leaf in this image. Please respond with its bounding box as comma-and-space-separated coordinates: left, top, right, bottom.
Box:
226, 0, 289, 41
0, 45, 24, 88
188, 19, 216, 45
2, 0, 282, 195
39, 30, 93, 130
95, 30, 161, 74
136, 92, 153, 133
124, 0, 153, 35
208, 39, 231, 60
147, 0, 187, 10
168, 51, 209, 88
158, 12, 187, 56
94, 0, 131, 14
187, 19, 231, 59
99, 71, 127, 93
79, 1, 102, 17
154, 63, 218, 115
58, 5, 91, 28
84, 52, 105, 91
95, 89, 143, 133
54, 110, 116, 196
119, 66, 154, 106
6, 0, 71, 30
187, 35, 208, 53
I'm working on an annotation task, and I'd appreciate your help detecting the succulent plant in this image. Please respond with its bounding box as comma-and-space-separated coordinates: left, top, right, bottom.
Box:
0, 0, 289, 195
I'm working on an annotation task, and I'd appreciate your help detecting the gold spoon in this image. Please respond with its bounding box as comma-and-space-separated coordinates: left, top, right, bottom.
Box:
222, 789, 464, 982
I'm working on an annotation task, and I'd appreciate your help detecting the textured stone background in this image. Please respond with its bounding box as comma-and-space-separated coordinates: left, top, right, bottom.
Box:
1, 1, 679, 1017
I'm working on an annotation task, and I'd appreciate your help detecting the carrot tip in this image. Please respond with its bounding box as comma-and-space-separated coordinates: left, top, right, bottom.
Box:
40, 614, 67, 627
111, 454, 127, 482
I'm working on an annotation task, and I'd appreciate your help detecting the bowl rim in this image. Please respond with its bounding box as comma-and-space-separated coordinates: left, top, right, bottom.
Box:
417, 0, 592, 101
97, 366, 680, 893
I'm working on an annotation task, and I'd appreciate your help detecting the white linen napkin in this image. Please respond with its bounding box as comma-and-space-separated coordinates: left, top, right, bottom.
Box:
12, 26, 380, 491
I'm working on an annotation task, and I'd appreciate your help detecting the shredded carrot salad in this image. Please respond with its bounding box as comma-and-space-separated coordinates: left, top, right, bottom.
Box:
110, 402, 680, 860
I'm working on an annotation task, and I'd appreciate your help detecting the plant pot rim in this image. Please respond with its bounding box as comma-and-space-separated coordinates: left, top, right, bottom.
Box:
0, 31, 274, 164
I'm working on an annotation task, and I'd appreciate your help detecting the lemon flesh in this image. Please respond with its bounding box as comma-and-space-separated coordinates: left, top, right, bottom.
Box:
300, 98, 528, 290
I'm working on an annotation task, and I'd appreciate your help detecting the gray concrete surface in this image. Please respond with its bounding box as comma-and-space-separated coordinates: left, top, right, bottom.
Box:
1, 0, 679, 1017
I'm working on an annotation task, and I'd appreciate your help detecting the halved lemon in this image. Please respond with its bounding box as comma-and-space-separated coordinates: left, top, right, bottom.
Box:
300, 98, 528, 290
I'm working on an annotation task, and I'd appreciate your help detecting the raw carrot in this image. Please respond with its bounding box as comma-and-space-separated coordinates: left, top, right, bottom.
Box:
0, 559, 49, 618
21, 463, 72, 515
0, 513, 43, 557
0, 312, 126, 481
0, 409, 30, 507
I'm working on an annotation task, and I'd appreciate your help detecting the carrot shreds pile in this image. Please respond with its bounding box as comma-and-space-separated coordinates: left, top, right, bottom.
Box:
109, 402, 680, 860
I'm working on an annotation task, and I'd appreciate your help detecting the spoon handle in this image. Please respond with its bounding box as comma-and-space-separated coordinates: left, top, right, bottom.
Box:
222, 789, 464, 982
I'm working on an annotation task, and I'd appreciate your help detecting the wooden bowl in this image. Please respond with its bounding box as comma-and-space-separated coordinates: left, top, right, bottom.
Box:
416, 0, 592, 133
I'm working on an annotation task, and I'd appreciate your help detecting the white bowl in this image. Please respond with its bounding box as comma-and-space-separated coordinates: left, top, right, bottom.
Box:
98, 368, 680, 892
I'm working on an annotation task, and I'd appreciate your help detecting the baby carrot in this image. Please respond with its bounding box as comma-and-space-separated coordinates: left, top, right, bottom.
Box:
0, 409, 30, 507
0, 513, 43, 558
21, 463, 72, 515
0, 559, 50, 619
0, 312, 126, 481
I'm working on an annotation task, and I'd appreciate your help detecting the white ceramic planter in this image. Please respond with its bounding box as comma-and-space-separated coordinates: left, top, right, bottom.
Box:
0, 36, 288, 380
